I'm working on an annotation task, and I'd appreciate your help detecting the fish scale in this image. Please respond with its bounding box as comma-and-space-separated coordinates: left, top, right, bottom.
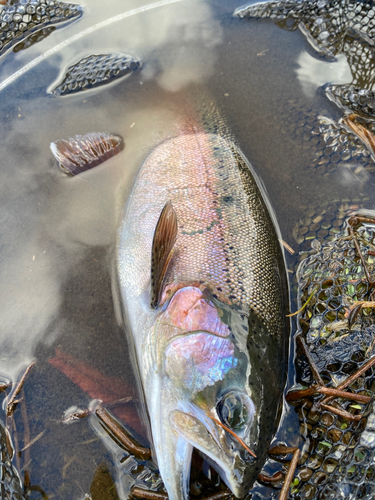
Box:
121, 133, 283, 329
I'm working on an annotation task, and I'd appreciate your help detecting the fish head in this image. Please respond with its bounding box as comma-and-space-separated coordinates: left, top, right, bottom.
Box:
148, 286, 286, 499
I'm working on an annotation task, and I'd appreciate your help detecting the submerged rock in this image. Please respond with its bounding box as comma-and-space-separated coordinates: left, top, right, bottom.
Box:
52, 53, 141, 96
0, 0, 83, 57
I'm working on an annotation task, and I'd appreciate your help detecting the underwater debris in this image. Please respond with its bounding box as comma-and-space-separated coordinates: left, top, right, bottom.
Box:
95, 404, 151, 461
342, 114, 375, 162
90, 462, 121, 500
52, 53, 141, 96
50, 131, 123, 175
287, 215, 375, 498
7, 361, 34, 417
0, 419, 26, 499
0, 0, 82, 58
131, 487, 168, 500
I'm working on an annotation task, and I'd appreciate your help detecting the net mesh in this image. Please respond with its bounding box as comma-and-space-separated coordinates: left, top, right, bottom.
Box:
288, 216, 375, 499
0, 420, 25, 500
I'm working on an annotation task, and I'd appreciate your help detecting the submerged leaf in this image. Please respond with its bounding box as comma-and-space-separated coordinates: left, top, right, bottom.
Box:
50, 132, 123, 175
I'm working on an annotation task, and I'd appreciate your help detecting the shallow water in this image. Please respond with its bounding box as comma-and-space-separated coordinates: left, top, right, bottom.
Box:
0, 0, 374, 498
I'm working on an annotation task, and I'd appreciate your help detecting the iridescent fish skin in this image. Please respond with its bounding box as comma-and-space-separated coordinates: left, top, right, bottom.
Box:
118, 133, 290, 499
0, 0, 82, 58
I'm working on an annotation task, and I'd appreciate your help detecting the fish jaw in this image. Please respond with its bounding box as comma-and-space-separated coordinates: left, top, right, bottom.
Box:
148, 375, 256, 500
148, 379, 193, 500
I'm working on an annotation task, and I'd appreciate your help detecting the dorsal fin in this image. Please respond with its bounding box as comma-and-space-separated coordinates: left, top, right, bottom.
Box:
151, 201, 178, 308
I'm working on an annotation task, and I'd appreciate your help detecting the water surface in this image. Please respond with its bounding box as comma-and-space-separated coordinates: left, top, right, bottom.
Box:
0, 0, 372, 498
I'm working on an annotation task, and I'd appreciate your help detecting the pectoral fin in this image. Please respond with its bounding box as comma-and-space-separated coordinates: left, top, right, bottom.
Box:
151, 201, 178, 308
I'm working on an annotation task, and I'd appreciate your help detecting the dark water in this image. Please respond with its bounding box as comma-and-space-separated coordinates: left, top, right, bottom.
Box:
0, 0, 373, 498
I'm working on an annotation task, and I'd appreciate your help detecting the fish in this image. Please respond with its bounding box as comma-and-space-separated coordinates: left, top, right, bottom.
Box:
51, 53, 141, 96
117, 132, 290, 498
0, 418, 26, 500
0, 0, 83, 59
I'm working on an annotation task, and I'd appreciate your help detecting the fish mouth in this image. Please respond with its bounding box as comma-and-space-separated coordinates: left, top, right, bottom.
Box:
169, 409, 255, 499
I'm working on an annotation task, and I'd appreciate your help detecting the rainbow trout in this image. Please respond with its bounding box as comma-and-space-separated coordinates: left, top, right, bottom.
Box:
118, 133, 290, 498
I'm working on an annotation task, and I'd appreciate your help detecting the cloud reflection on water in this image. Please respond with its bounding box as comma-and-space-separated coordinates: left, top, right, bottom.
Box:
296, 51, 351, 97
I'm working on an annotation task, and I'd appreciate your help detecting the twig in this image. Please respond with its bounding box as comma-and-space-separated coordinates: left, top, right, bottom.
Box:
279, 239, 295, 255
131, 487, 168, 500
207, 414, 256, 458
348, 225, 374, 287
320, 403, 362, 421
20, 396, 31, 467
21, 430, 45, 452
7, 362, 35, 417
296, 335, 325, 386
269, 447, 300, 500
287, 385, 370, 403
95, 404, 151, 460
321, 355, 375, 405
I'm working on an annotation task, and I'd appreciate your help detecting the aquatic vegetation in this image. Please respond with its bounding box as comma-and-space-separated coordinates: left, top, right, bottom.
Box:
0, 0, 83, 57
118, 133, 290, 498
50, 131, 123, 175
52, 53, 141, 96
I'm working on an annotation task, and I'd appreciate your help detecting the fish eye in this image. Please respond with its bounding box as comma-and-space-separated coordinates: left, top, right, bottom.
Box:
217, 391, 255, 430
